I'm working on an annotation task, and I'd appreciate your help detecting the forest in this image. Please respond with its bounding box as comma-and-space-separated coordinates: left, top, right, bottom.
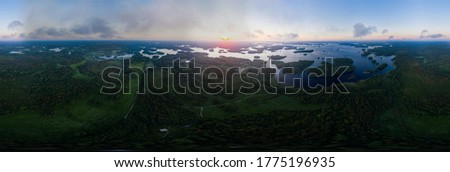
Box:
0, 41, 449, 151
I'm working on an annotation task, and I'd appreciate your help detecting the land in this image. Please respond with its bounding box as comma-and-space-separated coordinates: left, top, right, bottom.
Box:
0, 41, 449, 151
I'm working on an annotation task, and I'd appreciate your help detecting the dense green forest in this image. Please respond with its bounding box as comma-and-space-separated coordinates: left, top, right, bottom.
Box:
0, 41, 449, 151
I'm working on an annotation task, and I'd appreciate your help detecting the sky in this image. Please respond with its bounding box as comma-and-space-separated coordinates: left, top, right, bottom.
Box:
0, 0, 449, 41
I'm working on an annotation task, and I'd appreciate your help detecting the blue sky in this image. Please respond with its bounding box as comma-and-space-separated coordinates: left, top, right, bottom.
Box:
0, 0, 449, 41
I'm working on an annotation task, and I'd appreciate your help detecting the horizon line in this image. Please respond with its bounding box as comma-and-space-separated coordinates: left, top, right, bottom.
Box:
1, 39, 449, 43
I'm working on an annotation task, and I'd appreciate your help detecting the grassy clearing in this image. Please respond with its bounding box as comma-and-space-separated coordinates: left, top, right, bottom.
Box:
70, 60, 91, 79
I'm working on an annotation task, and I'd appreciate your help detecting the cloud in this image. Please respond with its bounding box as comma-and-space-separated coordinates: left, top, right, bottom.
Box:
1, 33, 22, 39
24, 18, 117, 39
326, 25, 345, 32
388, 35, 394, 39
382, 29, 389, 34
243, 32, 257, 38
419, 30, 428, 38
353, 23, 377, 38
419, 30, 445, 39
421, 30, 428, 35
243, 29, 299, 40
109, 0, 250, 40
26, 27, 72, 39
7, 21, 24, 31
19, 0, 250, 40
255, 29, 265, 35
426, 33, 445, 39
267, 33, 299, 40
285, 33, 300, 40
71, 18, 116, 38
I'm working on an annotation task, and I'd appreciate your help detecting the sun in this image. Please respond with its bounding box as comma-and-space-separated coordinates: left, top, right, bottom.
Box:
221, 36, 230, 41
217, 36, 233, 49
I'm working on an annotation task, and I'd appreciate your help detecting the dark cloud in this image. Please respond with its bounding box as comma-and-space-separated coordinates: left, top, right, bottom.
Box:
7, 21, 24, 31
421, 30, 428, 35
426, 33, 445, 39
419, 30, 444, 39
25, 18, 117, 39
353, 23, 377, 38
382, 29, 389, 34
388, 35, 394, 39
71, 18, 116, 38
419, 30, 428, 38
27, 27, 72, 39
